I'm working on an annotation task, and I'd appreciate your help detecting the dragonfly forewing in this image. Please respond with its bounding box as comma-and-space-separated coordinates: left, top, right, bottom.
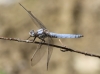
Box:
46, 37, 54, 70
19, 3, 46, 29
31, 41, 46, 66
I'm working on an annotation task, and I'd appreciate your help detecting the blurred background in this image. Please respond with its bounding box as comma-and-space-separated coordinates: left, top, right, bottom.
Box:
0, 0, 100, 74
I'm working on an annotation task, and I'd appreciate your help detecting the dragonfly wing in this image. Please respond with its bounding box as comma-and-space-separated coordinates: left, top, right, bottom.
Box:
47, 37, 53, 70
19, 3, 46, 29
50, 33, 83, 38
31, 41, 46, 66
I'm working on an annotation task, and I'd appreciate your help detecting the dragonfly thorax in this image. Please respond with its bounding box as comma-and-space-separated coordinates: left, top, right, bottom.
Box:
37, 29, 49, 38
29, 29, 49, 39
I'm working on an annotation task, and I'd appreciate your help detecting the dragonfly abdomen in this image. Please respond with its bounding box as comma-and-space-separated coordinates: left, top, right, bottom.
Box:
49, 32, 83, 38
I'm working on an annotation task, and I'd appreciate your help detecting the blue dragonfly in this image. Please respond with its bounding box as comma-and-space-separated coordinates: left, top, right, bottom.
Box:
19, 3, 83, 69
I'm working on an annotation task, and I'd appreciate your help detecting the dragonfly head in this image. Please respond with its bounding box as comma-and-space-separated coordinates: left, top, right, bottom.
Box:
29, 30, 35, 37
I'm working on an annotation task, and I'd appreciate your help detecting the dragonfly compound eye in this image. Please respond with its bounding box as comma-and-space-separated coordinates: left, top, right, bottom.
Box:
29, 30, 35, 37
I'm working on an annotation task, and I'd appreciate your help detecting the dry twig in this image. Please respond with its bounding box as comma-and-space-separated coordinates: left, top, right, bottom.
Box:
0, 37, 100, 58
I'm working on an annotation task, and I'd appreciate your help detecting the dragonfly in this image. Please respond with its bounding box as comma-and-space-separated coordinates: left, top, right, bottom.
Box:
19, 3, 83, 69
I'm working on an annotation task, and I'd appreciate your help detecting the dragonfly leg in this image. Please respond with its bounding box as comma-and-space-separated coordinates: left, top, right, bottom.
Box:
26, 36, 37, 42
27, 36, 31, 40
33, 37, 37, 42
41, 39, 45, 43
59, 39, 67, 52
38, 37, 45, 43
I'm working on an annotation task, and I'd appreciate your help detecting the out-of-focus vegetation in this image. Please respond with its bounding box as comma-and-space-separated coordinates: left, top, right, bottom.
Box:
0, 70, 6, 74
0, 0, 100, 74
